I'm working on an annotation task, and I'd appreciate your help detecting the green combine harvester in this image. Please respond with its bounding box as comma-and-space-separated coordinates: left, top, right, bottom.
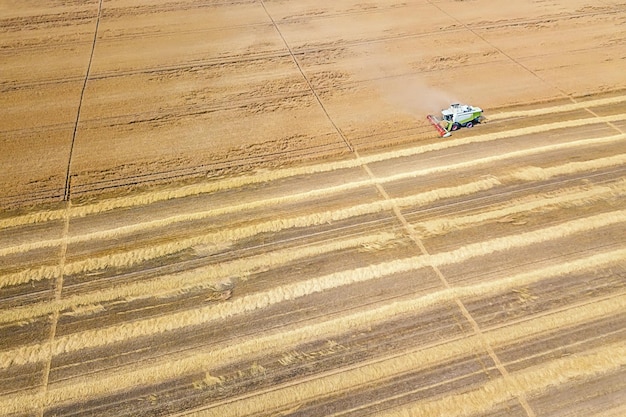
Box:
427, 103, 483, 137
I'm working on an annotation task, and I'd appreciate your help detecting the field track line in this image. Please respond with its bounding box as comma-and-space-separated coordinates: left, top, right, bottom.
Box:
1, 135, 624, 260
259, 0, 354, 152
4, 292, 621, 416
488, 95, 626, 121
38, 203, 71, 417
2, 114, 625, 230
0, 232, 397, 324
360, 139, 537, 417
1, 216, 624, 370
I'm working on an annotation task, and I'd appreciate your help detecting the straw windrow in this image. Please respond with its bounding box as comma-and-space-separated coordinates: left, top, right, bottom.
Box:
3, 291, 622, 416
2, 148, 625, 290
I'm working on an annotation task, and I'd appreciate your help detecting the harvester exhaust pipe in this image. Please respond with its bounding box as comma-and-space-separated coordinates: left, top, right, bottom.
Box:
427, 114, 451, 138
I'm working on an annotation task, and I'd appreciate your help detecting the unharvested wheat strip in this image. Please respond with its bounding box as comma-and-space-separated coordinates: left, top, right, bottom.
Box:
4, 137, 625, 260
377, 342, 626, 417
418, 180, 626, 236
2, 291, 622, 416
62, 113, 624, 214
489, 94, 626, 121
0, 177, 499, 286
3, 115, 625, 231
0, 232, 397, 324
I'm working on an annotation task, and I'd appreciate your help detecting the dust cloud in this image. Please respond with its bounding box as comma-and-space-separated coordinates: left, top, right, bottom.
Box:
378, 75, 458, 116
362, 46, 458, 116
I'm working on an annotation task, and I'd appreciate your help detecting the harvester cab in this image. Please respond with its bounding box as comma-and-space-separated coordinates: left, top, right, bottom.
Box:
427, 103, 483, 137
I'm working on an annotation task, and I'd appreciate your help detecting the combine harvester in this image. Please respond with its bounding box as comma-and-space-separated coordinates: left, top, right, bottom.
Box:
427, 103, 483, 138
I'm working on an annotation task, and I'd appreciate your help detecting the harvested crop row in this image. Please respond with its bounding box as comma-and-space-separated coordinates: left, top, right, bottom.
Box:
488, 94, 626, 121
416, 179, 626, 236
3, 289, 623, 415
2, 134, 624, 260
2, 115, 624, 230
0, 232, 398, 324
2, 212, 624, 370
2, 150, 624, 290
192, 340, 626, 417
0, 177, 500, 288
378, 342, 626, 417
505, 153, 626, 182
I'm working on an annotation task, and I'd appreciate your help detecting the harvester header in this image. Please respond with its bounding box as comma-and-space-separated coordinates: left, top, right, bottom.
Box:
427, 103, 483, 137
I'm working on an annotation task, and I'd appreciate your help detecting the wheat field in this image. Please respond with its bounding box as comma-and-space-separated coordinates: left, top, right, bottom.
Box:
2, 1, 626, 416
2, 93, 625, 415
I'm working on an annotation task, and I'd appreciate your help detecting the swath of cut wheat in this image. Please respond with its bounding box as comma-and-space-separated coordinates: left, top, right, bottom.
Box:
2, 148, 625, 291
417, 179, 626, 236
5, 177, 620, 324
0, 176, 499, 288
379, 341, 626, 417
41, 209, 620, 351
3, 291, 621, 416
0, 179, 616, 321
190, 339, 626, 417
188, 294, 626, 417
488, 94, 626, 121
0, 232, 398, 324
2, 222, 624, 372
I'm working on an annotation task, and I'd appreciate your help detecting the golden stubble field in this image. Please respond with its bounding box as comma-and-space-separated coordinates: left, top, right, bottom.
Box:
1, 1, 625, 416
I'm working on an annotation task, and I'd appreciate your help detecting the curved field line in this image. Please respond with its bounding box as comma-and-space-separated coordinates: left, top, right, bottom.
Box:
1, 134, 624, 259
1, 212, 624, 371
2, 150, 624, 290
0, 232, 397, 324
1, 115, 624, 230
488, 95, 626, 121
417, 179, 626, 236
2, 289, 623, 415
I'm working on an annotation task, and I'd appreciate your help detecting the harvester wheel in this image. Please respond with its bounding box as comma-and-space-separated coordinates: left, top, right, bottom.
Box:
466, 121, 473, 128
451, 123, 460, 131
